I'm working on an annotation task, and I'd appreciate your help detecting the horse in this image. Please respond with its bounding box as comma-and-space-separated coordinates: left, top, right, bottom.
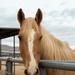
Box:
17, 8, 75, 75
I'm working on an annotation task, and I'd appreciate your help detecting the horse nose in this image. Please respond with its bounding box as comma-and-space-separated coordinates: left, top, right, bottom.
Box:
24, 68, 39, 75
35, 68, 39, 75
24, 69, 28, 75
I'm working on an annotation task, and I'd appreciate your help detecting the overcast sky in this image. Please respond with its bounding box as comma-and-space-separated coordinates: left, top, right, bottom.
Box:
0, 0, 75, 49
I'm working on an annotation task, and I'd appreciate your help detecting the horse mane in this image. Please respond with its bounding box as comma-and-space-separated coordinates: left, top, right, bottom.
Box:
40, 26, 75, 60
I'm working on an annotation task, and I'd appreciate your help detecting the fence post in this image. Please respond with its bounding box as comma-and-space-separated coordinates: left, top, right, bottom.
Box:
40, 68, 46, 75
0, 40, 1, 70
6, 58, 13, 75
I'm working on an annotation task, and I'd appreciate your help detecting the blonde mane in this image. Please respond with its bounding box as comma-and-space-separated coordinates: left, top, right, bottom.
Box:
40, 26, 75, 75
41, 26, 75, 60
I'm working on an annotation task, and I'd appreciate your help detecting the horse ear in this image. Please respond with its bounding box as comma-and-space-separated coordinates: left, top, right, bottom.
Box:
17, 8, 25, 25
35, 8, 43, 25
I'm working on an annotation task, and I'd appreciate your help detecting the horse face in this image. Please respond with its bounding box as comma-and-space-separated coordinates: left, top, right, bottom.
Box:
17, 8, 43, 75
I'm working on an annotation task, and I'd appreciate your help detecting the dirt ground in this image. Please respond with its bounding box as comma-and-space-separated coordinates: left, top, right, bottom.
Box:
0, 61, 25, 75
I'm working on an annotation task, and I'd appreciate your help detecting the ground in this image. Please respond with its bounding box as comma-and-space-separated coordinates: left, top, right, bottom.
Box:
0, 61, 24, 75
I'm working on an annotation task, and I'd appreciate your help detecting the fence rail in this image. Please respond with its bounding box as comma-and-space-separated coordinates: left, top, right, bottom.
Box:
0, 57, 75, 75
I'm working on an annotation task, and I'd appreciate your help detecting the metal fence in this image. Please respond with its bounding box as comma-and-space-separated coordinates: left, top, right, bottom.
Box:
0, 57, 75, 75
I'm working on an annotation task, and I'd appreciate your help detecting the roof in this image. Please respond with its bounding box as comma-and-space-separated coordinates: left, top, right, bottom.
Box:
0, 28, 19, 39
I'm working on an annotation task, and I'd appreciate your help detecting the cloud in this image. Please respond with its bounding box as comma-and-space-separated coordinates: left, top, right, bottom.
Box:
0, 0, 75, 47
42, 7, 75, 47
43, 8, 75, 30
0, 7, 19, 28
61, 8, 75, 18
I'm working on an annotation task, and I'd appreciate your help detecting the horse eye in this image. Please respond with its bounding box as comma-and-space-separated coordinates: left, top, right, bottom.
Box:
18, 36, 22, 40
39, 36, 42, 40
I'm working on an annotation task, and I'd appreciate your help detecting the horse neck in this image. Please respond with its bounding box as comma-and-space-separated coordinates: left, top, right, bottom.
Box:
40, 26, 75, 60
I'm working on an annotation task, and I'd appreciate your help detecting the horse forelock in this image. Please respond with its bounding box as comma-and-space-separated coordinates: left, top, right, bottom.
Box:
19, 18, 41, 37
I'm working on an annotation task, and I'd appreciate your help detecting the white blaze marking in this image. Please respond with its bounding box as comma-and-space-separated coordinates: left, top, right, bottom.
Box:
28, 29, 37, 75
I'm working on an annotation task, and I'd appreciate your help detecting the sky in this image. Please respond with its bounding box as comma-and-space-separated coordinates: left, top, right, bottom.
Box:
0, 0, 75, 49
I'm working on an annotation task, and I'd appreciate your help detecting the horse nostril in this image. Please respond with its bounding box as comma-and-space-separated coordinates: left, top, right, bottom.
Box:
36, 68, 39, 75
24, 69, 28, 75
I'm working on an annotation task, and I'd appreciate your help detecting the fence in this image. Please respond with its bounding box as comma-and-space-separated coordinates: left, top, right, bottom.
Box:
0, 57, 75, 75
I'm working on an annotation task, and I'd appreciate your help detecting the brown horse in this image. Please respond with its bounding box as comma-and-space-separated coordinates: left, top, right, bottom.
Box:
17, 8, 75, 75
